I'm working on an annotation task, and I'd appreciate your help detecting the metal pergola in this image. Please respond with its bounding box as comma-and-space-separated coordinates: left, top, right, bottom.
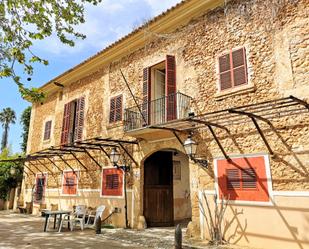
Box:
0, 137, 138, 176
148, 95, 309, 159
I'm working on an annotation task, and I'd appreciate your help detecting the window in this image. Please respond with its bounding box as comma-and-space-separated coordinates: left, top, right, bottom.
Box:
35, 174, 46, 203
142, 55, 176, 125
106, 174, 119, 189
62, 171, 78, 195
101, 168, 123, 196
43, 120, 52, 140
109, 95, 123, 123
61, 97, 85, 145
226, 168, 257, 190
218, 47, 248, 91
216, 156, 270, 202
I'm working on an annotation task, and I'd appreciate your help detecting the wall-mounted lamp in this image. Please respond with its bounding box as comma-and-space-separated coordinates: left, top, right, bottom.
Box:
53, 81, 64, 88
183, 134, 208, 168
10, 166, 16, 175
110, 148, 130, 172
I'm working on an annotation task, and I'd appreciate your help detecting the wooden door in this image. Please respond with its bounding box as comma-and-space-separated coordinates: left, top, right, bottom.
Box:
144, 151, 174, 227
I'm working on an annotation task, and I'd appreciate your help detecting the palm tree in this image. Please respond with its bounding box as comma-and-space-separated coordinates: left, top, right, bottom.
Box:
0, 108, 16, 151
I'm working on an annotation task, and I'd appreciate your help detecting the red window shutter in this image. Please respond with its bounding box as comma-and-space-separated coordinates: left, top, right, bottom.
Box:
43, 121, 52, 140
62, 172, 77, 195
218, 54, 232, 90
102, 169, 123, 196
74, 97, 85, 142
165, 55, 176, 121
61, 103, 72, 145
142, 67, 151, 125
232, 48, 247, 86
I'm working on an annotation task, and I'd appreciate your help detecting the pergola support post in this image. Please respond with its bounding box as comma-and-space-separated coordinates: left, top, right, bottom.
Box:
118, 143, 138, 167
28, 161, 44, 174
251, 117, 274, 155
57, 155, 76, 173
36, 159, 54, 175
207, 125, 230, 160
70, 152, 88, 171
83, 149, 101, 169
46, 158, 63, 173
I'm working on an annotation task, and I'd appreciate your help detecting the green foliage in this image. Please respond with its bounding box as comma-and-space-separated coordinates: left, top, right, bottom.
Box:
20, 106, 31, 153
0, 107, 16, 151
0, 0, 102, 102
0, 149, 24, 200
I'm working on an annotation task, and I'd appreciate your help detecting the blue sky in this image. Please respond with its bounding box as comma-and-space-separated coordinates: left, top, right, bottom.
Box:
0, 0, 182, 154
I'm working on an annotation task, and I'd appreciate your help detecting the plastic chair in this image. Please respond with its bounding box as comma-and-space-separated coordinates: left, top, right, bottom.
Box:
58, 205, 86, 232
86, 205, 106, 228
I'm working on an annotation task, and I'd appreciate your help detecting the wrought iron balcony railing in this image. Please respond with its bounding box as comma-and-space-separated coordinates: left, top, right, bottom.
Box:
124, 92, 192, 131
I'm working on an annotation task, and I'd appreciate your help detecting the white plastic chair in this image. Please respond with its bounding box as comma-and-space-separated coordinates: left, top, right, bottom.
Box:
58, 205, 86, 232
86, 205, 106, 228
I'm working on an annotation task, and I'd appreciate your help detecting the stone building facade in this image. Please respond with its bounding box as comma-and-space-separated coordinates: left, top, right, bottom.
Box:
21, 0, 309, 248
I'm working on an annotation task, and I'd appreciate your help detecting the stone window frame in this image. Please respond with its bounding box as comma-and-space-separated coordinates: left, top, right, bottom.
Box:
214, 45, 255, 100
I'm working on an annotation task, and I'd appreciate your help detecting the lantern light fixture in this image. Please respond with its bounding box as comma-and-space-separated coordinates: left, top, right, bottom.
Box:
110, 148, 121, 165
10, 166, 16, 175
183, 133, 208, 168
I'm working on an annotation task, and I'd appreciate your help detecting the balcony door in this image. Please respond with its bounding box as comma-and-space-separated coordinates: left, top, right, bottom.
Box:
151, 63, 166, 124
144, 55, 176, 125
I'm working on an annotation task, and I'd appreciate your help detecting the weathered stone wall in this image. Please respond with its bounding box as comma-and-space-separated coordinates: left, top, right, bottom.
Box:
23, 0, 308, 241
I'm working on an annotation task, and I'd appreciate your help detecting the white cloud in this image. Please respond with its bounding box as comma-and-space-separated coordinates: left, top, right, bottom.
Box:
31, 0, 183, 57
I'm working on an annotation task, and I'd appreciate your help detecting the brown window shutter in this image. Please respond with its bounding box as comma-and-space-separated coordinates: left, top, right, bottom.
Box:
106, 174, 119, 189
61, 103, 72, 145
109, 97, 116, 123
226, 169, 241, 189
109, 95, 122, 123
35, 175, 46, 202
115, 95, 123, 122
241, 168, 257, 189
218, 54, 232, 90
166, 55, 176, 121
232, 48, 247, 86
44, 121, 52, 140
142, 67, 151, 125
102, 169, 123, 196
74, 97, 85, 142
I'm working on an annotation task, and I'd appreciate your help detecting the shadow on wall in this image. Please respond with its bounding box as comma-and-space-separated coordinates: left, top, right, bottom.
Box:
198, 120, 309, 249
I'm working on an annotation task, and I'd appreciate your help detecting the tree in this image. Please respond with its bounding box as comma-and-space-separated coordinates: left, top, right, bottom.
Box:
20, 106, 31, 153
0, 148, 23, 200
0, 107, 16, 151
0, 0, 102, 101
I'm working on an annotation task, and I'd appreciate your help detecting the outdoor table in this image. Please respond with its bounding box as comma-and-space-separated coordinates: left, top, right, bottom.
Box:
43, 210, 71, 232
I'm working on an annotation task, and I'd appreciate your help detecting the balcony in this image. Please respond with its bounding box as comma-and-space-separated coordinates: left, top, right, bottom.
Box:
124, 92, 192, 132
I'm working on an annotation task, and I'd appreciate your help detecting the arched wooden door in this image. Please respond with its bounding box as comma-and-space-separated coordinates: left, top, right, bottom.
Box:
144, 151, 174, 227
